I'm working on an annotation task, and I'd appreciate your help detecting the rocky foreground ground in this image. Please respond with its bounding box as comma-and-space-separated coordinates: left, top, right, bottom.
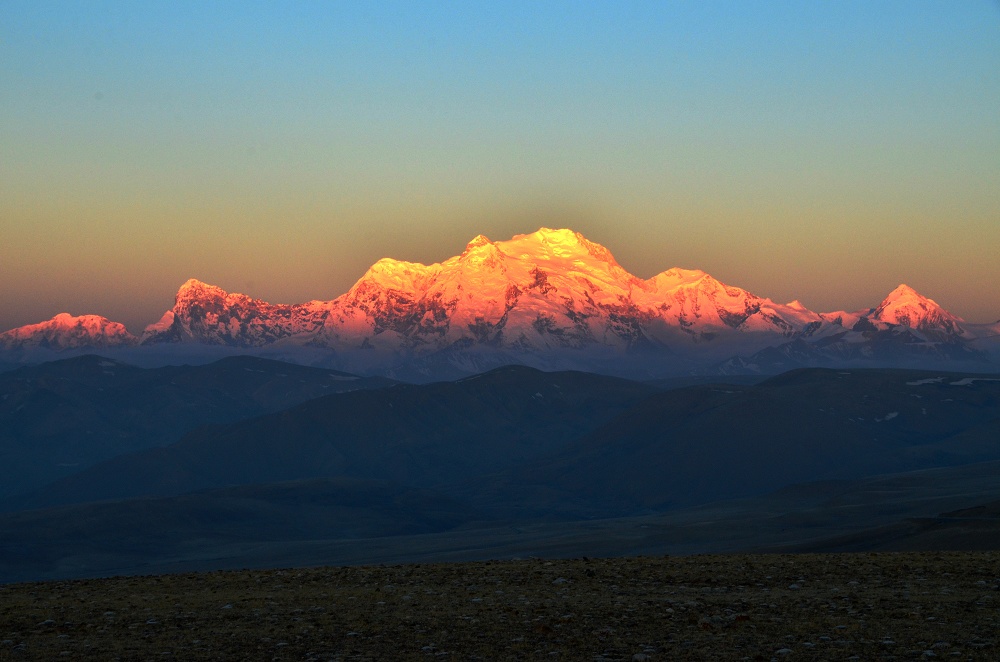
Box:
1, 552, 998, 660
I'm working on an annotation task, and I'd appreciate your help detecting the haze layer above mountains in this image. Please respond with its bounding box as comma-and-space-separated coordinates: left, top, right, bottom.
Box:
2, 228, 998, 380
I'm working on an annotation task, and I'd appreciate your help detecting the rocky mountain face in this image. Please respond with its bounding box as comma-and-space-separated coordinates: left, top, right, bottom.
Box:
139, 279, 331, 346
1, 229, 995, 378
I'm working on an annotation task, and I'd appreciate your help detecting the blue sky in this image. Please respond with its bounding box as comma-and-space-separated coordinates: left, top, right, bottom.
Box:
2, 1, 999, 330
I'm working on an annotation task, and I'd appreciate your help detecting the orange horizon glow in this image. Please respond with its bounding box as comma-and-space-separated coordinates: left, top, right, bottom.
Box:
2, 4, 998, 332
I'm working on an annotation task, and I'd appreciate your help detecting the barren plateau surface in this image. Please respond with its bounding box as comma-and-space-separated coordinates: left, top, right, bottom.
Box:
2, 552, 999, 660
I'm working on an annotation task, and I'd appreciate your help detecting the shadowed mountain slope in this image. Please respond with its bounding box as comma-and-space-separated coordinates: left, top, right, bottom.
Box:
462, 369, 1000, 516
0, 478, 477, 581
0, 355, 395, 498
13, 366, 657, 510
15, 367, 1000, 521
6, 457, 1000, 583
2, 368, 1000, 582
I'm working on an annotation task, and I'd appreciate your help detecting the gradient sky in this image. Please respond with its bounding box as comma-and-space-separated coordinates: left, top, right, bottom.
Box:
2, 1, 999, 333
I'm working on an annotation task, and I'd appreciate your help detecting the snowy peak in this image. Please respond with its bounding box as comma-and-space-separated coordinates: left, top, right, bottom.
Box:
174, 278, 228, 304
876, 284, 928, 312
463, 234, 494, 252
0, 313, 137, 351
459, 234, 506, 267
641, 268, 795, 335
645, 268, 727, 295
503, 228, 620, 267
871, 284, 965, 335
648, 267, 708, 286
350, 258, 441, 297
316, 228, 815, 359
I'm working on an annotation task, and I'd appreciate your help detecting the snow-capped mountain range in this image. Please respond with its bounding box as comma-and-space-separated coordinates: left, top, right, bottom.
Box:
2, 229, 998, 378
